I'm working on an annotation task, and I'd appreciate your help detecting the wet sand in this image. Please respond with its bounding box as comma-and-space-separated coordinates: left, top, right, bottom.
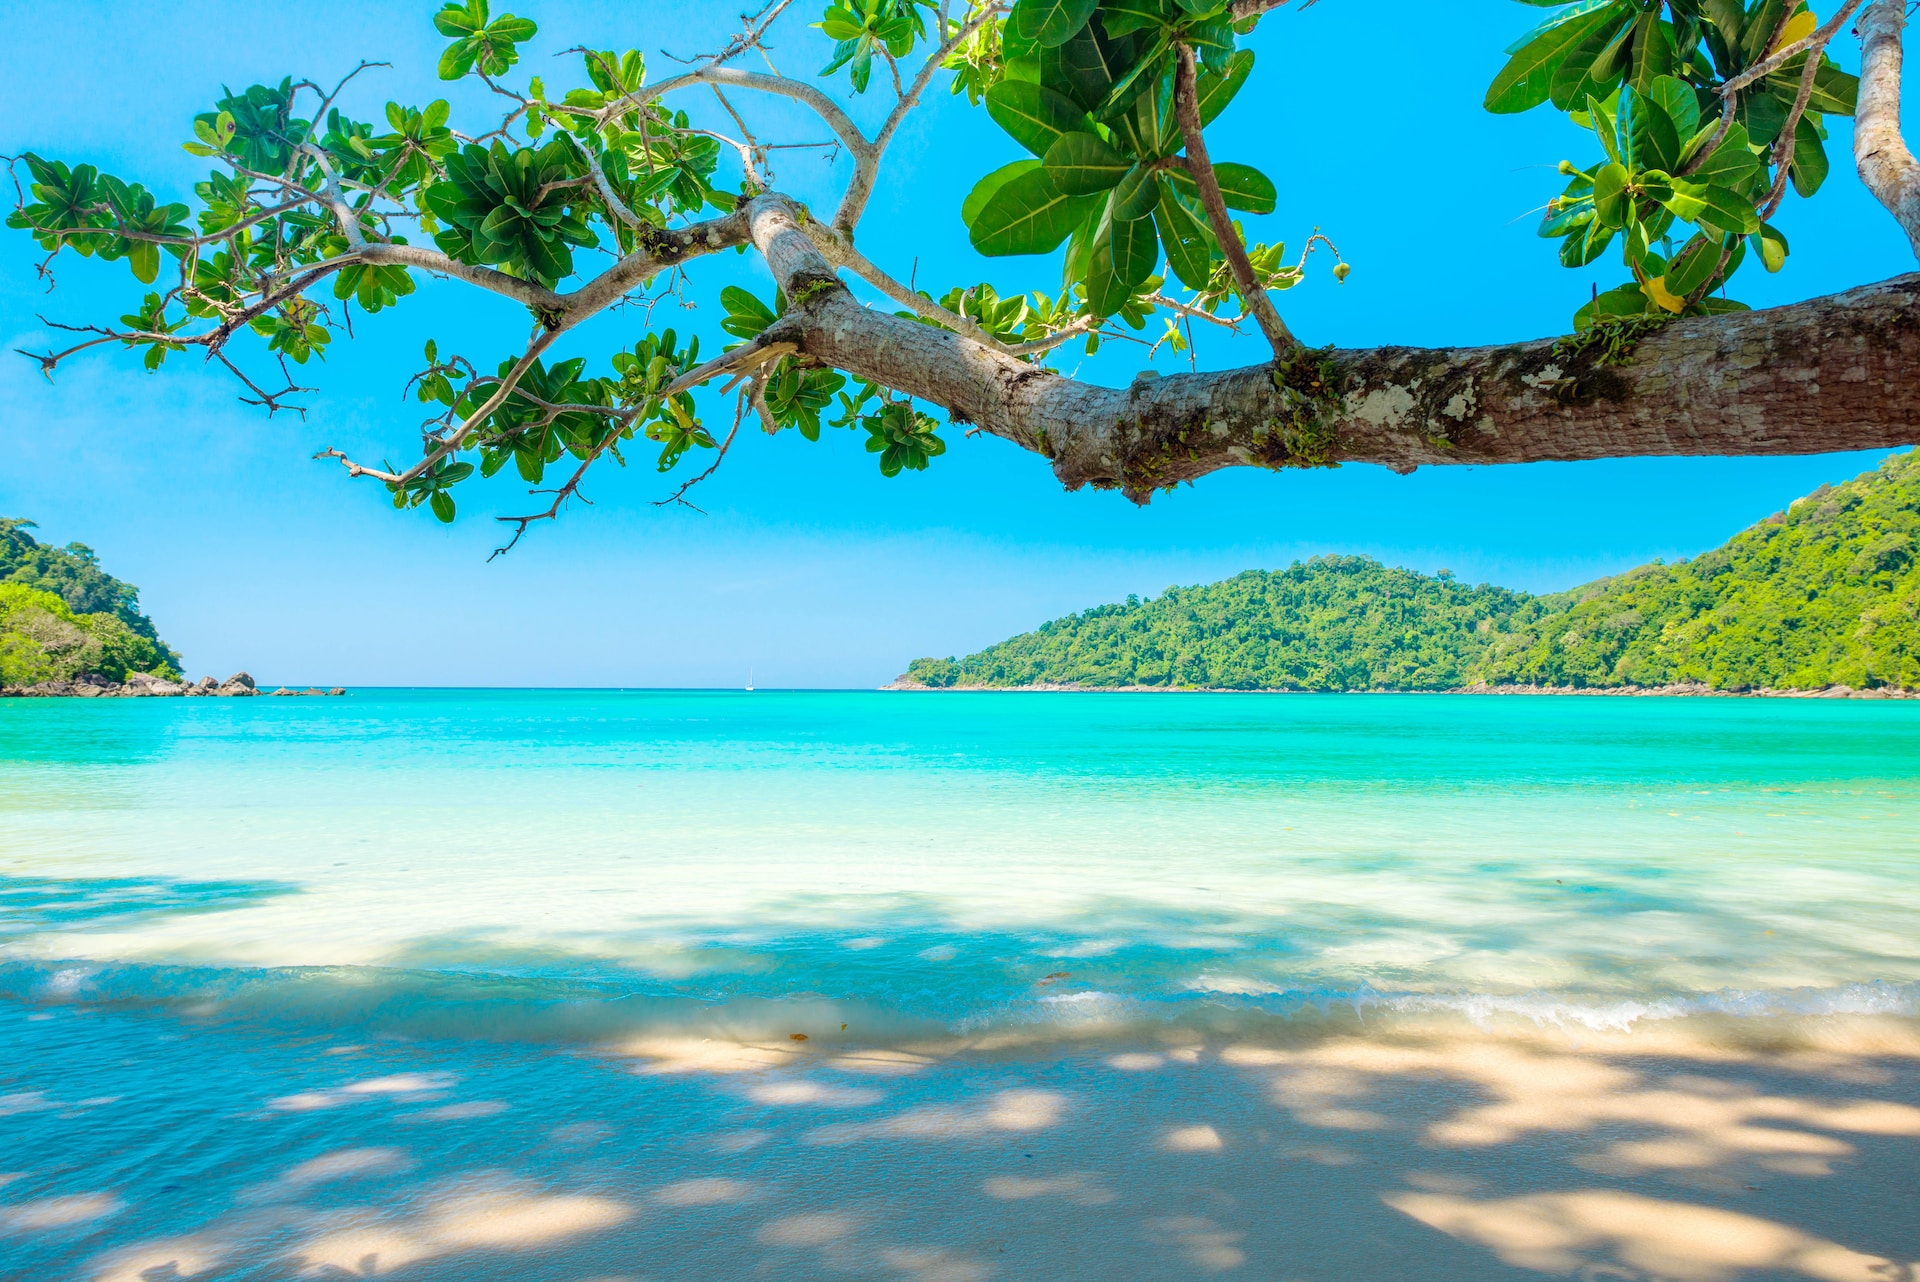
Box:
7, 1009, 1918, 1280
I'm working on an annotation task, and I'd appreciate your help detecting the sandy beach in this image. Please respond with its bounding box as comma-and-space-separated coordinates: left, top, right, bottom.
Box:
8, 1010, 1913, 1281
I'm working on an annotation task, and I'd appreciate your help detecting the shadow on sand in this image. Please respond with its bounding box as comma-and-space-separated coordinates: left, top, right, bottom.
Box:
2, 997, 1916, 1281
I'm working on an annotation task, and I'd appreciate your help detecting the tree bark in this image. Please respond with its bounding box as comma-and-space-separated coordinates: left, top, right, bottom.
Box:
1856, 0, 1920, 260
747, 199, 1920, 500
1172, 44, 1296, 354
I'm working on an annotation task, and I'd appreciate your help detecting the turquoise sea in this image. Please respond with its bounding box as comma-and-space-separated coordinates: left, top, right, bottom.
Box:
4, 691, 1919, 1279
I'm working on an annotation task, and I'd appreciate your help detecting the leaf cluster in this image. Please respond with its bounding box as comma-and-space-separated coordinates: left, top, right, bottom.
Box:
1489, 0, 1859, 324
957, 0, 1275, 321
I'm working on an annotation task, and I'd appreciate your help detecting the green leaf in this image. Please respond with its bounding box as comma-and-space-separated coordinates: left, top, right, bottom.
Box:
1790, 113, 1829, 197
1549, 16, 1629, 111
1560, 218, 1615, 267
1625, 12, 1672, 93
1591, 161, 1630, 227
128, 241, 160, 285
1538, 198, 1596, 239
1184, 15, 1235, 72
1573, 282, 1650, 331
1011, 0, 1100, 48
963, 159, 1043, 227
1663, 231, 1723, 296
1621, 211, 1653, 271
1648, 74, 1700, 142
1663, 176, 1760, 234
1685, 121, 1762, 187
438, 44, 477, 81
1154, 181, 1214, 289
1630, 94, 1682, 172
1041, 19, 1138, 112
1587, 22, 1635, 95
818, 8, 865, 39
1111, 163, 1159, 220
434, 0, 487, 37
1194, 48, 1253, 127
1061, 202, 1101, 289
1099, 0, 1173, 37
1740, 0, 1788, 67
1087, 209, 1156, 314
1702, 0, 1745, 46
1209, 162, 1275, 214
429, 490, 456, 523
1164, 162, 1275, 213
1107, 211, 1158, 286
1109, 87, 1166, 160
971, 167, 1092, 255
1589, 91, 1625, 166
984, 81, 1090, 158
1094, 37, 1170, 121
720, 285, 778, 338
1808, 63, 1859, 116
1044, 131, 1131, 195
1485, 3, 1627, 114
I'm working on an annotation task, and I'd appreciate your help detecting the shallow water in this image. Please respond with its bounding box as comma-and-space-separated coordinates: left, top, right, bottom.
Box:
3, 690, 1918, 1043
7, 690, 1920, 1279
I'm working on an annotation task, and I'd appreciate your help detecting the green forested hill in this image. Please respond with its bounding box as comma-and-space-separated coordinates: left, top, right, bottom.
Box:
907, 559, 1537, 691
1, 519, 182, 686
904, 451, 1920, 693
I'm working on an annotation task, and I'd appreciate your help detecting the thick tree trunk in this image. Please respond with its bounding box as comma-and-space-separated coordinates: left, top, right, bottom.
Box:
1857, 0, 1920, 259
749, 201, 1920, 500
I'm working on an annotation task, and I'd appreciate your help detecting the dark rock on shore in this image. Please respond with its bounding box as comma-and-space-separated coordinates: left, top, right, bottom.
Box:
1, 671, 348, 699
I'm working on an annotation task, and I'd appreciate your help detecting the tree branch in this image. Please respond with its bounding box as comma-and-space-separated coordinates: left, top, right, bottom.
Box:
744, 196, 1917, 500
842, 3, 1006, 232
1757, 18, 1832, 222
1173, 45, 1298, 355
654, 388, 750, 512
1229, 0, 1313, 17
1856, 0, 1920, 259
1725, 0, 1866, 95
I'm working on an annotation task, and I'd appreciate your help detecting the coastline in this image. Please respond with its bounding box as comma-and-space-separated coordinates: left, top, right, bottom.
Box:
882, 679, 1920, 699
0, 671, 345, 699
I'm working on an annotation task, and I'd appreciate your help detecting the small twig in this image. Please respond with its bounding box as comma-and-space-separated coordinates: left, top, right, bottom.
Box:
214, 349, 314, 416
1723, 0, 1866, 95
654, 388, 750, 511
1757, 14, 1841, 221
1145, 293, 1247, 330
566, 134, 647, 230
1173, 44, 1298, 355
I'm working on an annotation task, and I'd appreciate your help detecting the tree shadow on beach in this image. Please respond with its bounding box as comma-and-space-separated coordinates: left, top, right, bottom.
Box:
0, 873, 301, 940
4, 998, 1919, 1282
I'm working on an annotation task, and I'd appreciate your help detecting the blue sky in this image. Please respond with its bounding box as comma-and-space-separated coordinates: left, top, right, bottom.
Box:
1, 1, 1909, 686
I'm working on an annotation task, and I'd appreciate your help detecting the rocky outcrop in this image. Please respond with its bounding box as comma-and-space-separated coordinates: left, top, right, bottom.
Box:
1, 670, 347, 698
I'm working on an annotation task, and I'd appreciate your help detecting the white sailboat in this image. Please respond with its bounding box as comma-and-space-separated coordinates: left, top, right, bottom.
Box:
746, 668, 754, 692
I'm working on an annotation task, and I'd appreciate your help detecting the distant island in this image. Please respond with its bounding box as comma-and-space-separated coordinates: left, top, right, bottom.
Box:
895, 451, 1919, 697
1, 517, 338, 699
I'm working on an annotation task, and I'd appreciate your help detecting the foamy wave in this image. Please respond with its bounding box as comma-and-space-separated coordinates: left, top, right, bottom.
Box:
1357, 982, 1920, 1031
2, 956, 1914, 1048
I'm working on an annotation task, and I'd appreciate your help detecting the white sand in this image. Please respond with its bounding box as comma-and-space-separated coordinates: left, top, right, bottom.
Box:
14, 1013, 1915, 1281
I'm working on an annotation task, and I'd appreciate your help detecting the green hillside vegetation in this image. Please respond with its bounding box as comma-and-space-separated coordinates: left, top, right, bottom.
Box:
0, 519, 182, 686
906, 452, 1920, 693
